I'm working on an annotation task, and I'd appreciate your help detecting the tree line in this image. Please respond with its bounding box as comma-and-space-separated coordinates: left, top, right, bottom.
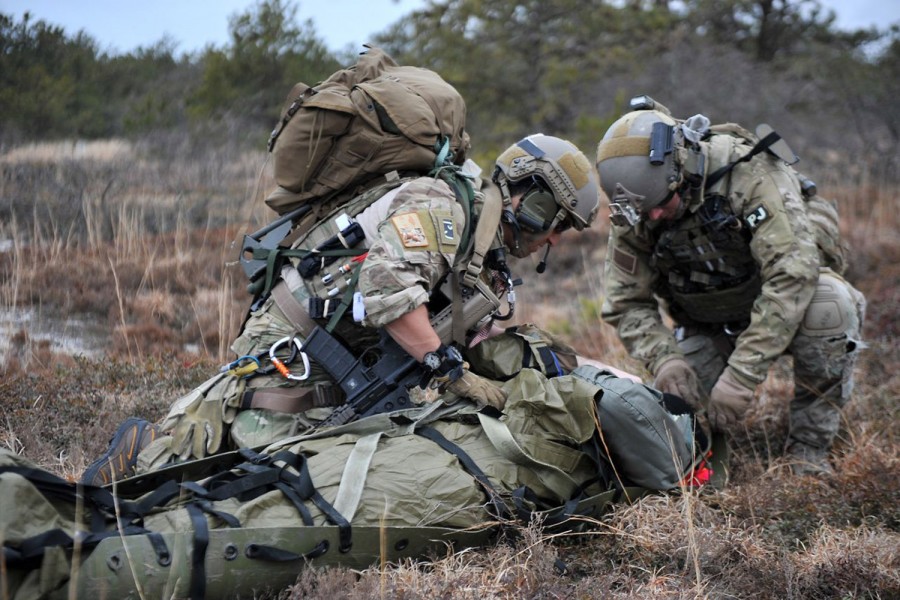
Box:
1, 0, 897, 179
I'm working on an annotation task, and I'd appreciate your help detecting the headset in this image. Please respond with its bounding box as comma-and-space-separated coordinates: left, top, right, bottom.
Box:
513, 178, 570, 234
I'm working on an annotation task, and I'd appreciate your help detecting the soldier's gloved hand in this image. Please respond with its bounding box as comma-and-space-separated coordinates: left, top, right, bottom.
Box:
653, 356, 707, 410
708, 368, 755, 431
423, 344, 508, 411
162, 377, 228, 460
446, 368, 508, 411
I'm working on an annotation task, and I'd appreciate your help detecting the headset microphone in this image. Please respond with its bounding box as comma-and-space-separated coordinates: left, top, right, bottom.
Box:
536, 244, 551, 274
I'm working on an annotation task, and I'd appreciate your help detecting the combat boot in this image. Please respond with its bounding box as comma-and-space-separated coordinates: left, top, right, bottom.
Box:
81, 417, 162, 486
785, 441, 834, 477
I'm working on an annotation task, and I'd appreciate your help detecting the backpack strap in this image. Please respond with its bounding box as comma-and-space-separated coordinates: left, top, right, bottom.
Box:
476, 412, 580, 499
332, 432, 383, 522
704, 129, 783, 191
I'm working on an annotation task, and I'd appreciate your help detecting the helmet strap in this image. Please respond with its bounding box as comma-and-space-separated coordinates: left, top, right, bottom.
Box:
501, 208, 522, 252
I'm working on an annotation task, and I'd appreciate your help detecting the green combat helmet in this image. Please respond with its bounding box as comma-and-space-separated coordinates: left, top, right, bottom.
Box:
494, 134, 601, 234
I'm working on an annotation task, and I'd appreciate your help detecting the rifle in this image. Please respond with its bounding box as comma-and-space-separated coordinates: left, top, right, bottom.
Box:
302, 325, 427, 428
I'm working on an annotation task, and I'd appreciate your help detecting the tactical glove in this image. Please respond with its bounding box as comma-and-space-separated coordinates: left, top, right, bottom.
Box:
446, 368, 508, 411
162, 375, 230, 461
653, 356, 707, 410
708, 367, 755, 431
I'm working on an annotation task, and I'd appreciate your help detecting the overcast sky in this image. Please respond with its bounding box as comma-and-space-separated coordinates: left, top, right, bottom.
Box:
2, 0, 897, 56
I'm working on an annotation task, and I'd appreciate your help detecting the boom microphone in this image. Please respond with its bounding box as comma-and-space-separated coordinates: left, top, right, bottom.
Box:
536, 244, 551, 274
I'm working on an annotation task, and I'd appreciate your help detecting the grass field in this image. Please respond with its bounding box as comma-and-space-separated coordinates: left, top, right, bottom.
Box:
1, 140, 897, 599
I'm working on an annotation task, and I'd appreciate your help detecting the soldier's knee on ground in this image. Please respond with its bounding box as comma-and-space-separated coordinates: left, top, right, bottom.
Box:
792, 269, 866, 404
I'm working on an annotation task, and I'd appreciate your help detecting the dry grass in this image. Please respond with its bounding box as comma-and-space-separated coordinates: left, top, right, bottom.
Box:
1, 139, 898, 599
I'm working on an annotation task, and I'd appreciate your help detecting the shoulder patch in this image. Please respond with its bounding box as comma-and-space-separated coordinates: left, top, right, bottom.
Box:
392, 211, 431, 248
745, 204, 770, 230
612, 246, 638, 275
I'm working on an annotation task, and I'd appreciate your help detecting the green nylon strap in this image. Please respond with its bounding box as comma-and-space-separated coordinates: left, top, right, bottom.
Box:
429, 166, 475, 255
476, 413, 580, 499
253, 247, 307, 300
253, 246, 365, 301
332, 432, 383, 522
325, 261, 363, 332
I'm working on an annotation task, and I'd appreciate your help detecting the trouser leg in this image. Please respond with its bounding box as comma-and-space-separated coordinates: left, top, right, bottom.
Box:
676, 327, 733, 398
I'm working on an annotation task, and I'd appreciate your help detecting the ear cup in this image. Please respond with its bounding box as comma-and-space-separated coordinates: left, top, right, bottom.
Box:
516, 186, 559, 233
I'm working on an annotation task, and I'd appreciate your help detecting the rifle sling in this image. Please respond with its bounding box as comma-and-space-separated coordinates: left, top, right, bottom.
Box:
271, 273, 318, 335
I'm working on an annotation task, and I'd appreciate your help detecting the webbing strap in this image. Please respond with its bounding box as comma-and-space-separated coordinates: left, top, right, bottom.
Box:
271, 277, 317, 334
0, 466, 152, 529
232, 449, 353, 552
332, 432, 382, 522
460, 185, 503, 288
146, 532, 172, 566
325, 261, 362, 332
704, 130, 782, 191
510, 486, 581, 526
416, 426, 510, 520
186, 503, 209, 600
476, 413, 580, 499
245, 540, 329, 562
194, 499, 242, 528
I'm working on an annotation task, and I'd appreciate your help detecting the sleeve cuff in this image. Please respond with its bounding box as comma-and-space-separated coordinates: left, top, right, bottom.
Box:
361, 286, 430, 328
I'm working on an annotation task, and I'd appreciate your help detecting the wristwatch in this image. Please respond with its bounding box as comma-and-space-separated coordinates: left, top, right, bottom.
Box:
422, 344, 465, 380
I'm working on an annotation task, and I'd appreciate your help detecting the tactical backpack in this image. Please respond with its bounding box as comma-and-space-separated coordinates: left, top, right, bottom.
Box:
265, 45, 470, 216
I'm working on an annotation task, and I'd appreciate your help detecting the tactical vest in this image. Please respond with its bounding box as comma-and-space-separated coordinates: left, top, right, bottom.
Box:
264, 170, 506, 346
650, 193, 762, 324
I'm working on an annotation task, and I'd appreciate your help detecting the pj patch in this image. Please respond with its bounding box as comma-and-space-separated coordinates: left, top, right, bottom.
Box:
745, 204, 770, 230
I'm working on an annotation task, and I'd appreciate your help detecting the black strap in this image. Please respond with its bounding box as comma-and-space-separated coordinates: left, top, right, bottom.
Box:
133, 479, 181, 515
704, 130, 782, 191
416, 426, 510, 520
195, 500, 242, 528
0, 466, 154, 531
272, 453, 353, 553
245, 540, 329, 562
186, 503, 210, 600
146, 532, 172, 566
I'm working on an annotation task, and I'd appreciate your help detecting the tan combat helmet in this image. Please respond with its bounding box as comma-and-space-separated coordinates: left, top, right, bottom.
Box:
494, 134, 601, 232
595, 107, 682, 226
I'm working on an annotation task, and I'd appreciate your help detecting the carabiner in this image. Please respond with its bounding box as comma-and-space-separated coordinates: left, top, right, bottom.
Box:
220, 355, 262, 379
268, 336, 311, 381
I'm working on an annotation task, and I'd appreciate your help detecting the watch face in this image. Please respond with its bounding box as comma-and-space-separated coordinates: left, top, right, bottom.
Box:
423, 352, 442, 371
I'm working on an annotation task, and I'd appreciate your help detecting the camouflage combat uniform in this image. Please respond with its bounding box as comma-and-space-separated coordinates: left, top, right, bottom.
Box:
602, 130, 866, 463
140, 175, 481, 471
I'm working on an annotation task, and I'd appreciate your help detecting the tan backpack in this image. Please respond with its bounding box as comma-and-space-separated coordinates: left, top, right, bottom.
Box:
265, 45, 470, 215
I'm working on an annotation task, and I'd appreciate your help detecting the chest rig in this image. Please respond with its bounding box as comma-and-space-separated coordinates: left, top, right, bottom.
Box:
651, 193, 761, 324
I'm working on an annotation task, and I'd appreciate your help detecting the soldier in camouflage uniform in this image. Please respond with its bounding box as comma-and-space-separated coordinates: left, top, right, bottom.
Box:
83, 133, 602, 485
595, 99, 866, 476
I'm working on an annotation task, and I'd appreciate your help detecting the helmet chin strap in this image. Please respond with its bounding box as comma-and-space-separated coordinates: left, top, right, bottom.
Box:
501, 208, 523, 253
497, 174, 525, 254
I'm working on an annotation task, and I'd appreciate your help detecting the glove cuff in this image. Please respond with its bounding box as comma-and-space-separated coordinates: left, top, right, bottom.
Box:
652, 353, 686, 376
723, 366, 758, 391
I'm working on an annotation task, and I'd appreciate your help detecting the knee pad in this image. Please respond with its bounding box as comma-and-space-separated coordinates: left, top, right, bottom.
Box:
798, 270, 862, 338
